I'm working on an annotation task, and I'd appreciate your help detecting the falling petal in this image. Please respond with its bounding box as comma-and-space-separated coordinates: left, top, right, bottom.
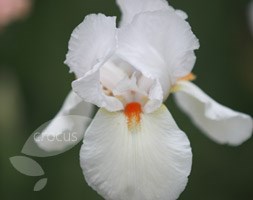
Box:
174, 81, 253, 145
80, 105, 192, 200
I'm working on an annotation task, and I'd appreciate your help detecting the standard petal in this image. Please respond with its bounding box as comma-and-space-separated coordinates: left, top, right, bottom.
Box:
36, 91, 93, 152
117, 10, 199, 99
116, 0, 169, 26
116, 0, 188, 26
64, 14, 117, 78
174, 81, 253, 146
80, 105, 192, 200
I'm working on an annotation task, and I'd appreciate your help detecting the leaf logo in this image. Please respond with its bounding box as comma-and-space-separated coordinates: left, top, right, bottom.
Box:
9, 115, 91, 191
9, 156, 47, 191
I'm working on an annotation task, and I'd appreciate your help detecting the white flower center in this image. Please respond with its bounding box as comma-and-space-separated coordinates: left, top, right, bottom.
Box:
100, 58, 154, 109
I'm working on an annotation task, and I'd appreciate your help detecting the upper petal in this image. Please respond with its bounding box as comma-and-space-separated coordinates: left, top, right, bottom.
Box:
64, 14, 117, 78
117, 10, 199, 99
116, 0, 169, 26
174, 81, 253, 146
116, 0, 188, 26
65, 14, 125, 111
80, 105, 192, 200
36, 91, 93, 152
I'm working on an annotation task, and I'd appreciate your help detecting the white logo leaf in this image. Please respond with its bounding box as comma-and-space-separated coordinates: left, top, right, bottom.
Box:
10, 156, 44, 176
34, 178, 48, 191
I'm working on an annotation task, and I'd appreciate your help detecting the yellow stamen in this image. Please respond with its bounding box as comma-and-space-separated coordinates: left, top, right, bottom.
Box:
170, 85, 181, 93
170, 73, 196, 93
178, 73, 196, 81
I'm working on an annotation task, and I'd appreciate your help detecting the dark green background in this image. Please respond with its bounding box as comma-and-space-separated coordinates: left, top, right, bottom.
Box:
0, 0, 253, 199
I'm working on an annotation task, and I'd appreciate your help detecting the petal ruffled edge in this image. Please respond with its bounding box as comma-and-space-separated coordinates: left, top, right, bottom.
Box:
65, 13, 124, 111
64, 13, 117, 78
117, 10, 199, 100
116, 0, 188, 26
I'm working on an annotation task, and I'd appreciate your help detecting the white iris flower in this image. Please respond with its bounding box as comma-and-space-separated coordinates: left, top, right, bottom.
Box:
37, 0, 253, 199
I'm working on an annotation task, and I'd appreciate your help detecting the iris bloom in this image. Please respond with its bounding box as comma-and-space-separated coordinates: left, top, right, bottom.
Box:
37, 0, 253, 199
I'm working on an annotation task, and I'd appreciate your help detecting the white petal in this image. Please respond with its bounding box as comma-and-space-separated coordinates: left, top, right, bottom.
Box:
175, 10, 188, 20
36, 91, 93, 152
64, 14, 117, 78
113, 73, 140, 95
117, 10, 199, 100
116, 0, 169, 26
100, 60, 129, 91
65, 14, 124, 111
116, 0, 188, 26
54, 91, 93, 116
72, 70, 124, 112
80, 105, 192, 200
174, 81, 253, 146
143, 79, 163, 113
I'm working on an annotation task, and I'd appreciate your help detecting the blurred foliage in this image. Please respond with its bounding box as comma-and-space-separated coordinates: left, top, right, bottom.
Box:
0, 0, 253, 199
